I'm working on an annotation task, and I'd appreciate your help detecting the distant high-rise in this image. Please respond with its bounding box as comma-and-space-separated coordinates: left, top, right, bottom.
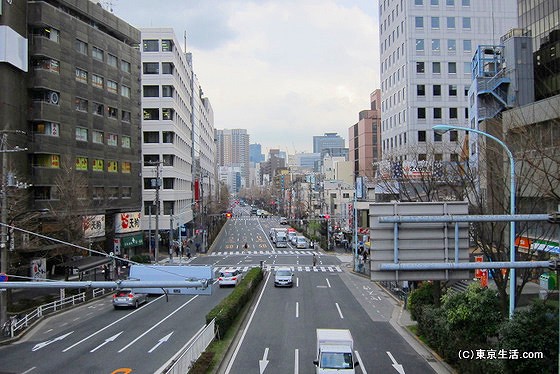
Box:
378, 0, 518, 163
215, 129, 250, 189
313, 133, 345, 154
249, 143, 265, 164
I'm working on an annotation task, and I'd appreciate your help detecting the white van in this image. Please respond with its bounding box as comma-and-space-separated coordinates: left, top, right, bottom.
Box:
274, 267, 294, 287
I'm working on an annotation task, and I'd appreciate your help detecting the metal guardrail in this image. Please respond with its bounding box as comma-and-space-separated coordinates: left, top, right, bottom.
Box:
160, 319, 216, 374
2, 288, 112, 339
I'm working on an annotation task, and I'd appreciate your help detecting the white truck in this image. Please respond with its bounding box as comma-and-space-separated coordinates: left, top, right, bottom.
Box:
313, 329, 358, 373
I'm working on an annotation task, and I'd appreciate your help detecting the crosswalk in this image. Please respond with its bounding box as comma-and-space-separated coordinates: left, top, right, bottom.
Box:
210, 250, 318, 256
214, 264, 342, 274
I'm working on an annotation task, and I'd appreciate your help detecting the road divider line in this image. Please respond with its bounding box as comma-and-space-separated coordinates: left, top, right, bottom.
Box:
294, 348, 299, 374
326, 278, 331, 288
335, 303, 344, 319
295, 302, 299, 318
355, 350, 367, 374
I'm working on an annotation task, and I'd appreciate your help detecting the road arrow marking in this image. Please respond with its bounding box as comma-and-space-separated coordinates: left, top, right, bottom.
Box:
259, 347, 269, 374
148, 331, 174, 353
90, 331, 123, 352
387, 351, 405, 374
32, 331, 74, 351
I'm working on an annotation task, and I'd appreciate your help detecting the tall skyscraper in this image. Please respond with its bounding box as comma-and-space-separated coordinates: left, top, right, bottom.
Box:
249, 143, 265, 164
313, 133, 345, 154
378, 0, 517, 163
215, 129, 250, 190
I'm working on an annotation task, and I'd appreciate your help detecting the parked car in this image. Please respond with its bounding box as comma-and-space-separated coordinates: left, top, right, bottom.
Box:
218, 269, 243, 287
112, 289, 148, 309
296, 236, 308, 249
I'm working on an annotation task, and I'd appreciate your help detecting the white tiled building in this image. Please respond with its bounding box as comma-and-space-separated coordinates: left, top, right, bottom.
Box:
140, 28, 214, 232
378, 0, 517, 163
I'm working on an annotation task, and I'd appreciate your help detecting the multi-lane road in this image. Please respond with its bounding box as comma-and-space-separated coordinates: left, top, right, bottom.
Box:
0, 209, 445, 373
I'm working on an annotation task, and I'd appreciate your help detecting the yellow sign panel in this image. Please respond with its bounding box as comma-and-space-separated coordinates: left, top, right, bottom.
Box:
75, 157, 88, 170
108, 160, 118, 172
93, 159, 104, 171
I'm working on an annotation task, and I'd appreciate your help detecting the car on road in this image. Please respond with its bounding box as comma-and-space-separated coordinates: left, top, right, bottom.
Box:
274, 267, 294, 287
296, 236, 308, 249
279, 217, 288, 225
288, 231, 298, 244
112, 289, 148, 309
218, 269, 243, 287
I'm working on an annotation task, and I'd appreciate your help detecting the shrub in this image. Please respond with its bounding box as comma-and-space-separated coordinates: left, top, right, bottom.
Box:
130, 254, 151, 264
407, 282, 436, 321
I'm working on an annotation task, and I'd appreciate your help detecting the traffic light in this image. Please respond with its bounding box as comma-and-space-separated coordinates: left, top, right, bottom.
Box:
324, 214, 330, 220
225, 212, 232, 218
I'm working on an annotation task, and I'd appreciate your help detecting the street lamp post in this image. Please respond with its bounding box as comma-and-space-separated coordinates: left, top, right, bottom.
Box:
432, 124, 516, 318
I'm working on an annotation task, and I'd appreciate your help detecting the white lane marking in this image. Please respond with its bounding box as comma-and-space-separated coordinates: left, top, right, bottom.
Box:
225, 272, 272, 374
294, 348, 299, 374
295, 302, 299, 318
355, 350, 367, 374
118, 295, 199, 352
259, 347, 269, 374
325, 278, 331, 288
148, 331, 174, 353
90, 331, 123, 352
20, 367, 37, 374
335, 303, 344, 319
296, 277, 299, 288
33, 331, 74, 352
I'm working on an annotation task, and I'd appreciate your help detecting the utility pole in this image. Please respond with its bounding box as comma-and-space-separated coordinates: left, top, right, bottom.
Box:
1, 131, 27, 326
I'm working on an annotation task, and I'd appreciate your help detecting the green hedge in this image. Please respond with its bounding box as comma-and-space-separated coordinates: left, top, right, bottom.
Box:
206, 267, 263, 339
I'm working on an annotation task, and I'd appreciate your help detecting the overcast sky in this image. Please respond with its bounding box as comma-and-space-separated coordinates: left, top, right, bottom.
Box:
113, 0, 380, 155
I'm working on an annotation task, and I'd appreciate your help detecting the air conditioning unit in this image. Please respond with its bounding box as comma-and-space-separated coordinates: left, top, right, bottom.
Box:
48, 91, 59, 105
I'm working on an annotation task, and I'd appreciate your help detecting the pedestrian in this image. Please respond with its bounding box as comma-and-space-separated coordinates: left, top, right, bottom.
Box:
243, 242, 248, 249
312, 253, 317, 267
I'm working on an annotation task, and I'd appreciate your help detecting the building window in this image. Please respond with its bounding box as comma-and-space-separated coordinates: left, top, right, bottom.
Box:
92, 46, 104, 61
32, 57, 60, 73
163, 154, 174, 166
121, 60, 131, 73
143, 132, 159, 143
107, 133, 118, 146
447, 17, 455, 29
107, 106, 118, 119
417, 85, 426, 96
450, 153, 459, 162
434, 153, 443, 161
93, 186, 104, 199
446, 0, 454, 5
93, 102, 104, 116
462, 0, 470, 5
465, 107, 469, 119
432, 62, 441, 74
107, 80, 118, 94
464, 62, 471, 74
122, 136, 131, 148
76, 157, 88, 171
162, 131, 174, 143
143, 39, 159, 52
34, 154, 60, 168
432, 39, 441, 52
431, 17, 440, 29
463, 40, 472, 52
162, 108, 174, 120
418, 153, 427, 161
92, 131, 104, 144
163, 201, 175, 215
92, 74, 104, 89
122, 110, 131, 122
122, 163, 131, 174
434, 107, 442, 119
76, 127, 88, 142
162, 62, 174, 74
450, 130, 458, 141
93, 159, 104, 172
433, 85, 441, 96
415, 39, 425, 52
33, 121, 59, 137
107, 54, 118, 67
448, 62, 457, 74
75, 39, 88, 55
449, 84, 458, 96
418, 130, 427, 142
75, 68, 88, 83
107, 161, 118, 173
416, 61, 425, 73
434, 132, 442, 141
31, 26, 59, 42
415, 17, 424, 28
162, 85, 174, 97
417, 108, 426, 119
75, 97, 88, 112
121, 85, 131, 98
144, 155, 159, 166
161, 39, 174, 52
143, 62, 159, 74
448, 39, 456, 52
143, 85, 159, 97
449, 107, 458, 118
415, 0, 423, 4
163, 178, 174, 189
462, 17, 471, 29
122, 186, 132, 198
430, 0, 438, 4
143, 108, 159, 120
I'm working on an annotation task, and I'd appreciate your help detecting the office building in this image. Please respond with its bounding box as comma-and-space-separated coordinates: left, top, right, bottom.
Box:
378, 0, 517, 163
215, 128, 250, 189
313, 132, 345, 154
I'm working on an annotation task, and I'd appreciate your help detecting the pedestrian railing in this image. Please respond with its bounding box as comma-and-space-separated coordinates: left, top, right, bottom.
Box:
2, 288, 112, 339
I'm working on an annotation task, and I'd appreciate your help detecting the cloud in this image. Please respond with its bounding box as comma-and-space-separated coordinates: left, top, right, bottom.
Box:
113, 0, 380, 154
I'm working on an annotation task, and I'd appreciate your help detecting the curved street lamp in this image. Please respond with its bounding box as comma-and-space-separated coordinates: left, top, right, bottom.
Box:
432, 124, 516, 318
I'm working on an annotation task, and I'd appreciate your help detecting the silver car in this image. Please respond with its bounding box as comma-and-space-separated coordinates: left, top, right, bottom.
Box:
112, 289, 148, 309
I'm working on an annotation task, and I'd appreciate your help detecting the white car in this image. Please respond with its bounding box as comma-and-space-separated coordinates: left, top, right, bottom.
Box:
296, 236, 308, 249
274, 267, 294, 287
279, 217, 288, 225
288, 231, 298, 244
218, 269, 242, 287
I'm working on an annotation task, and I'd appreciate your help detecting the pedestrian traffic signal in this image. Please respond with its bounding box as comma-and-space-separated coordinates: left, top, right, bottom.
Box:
225, 212, 232, 218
